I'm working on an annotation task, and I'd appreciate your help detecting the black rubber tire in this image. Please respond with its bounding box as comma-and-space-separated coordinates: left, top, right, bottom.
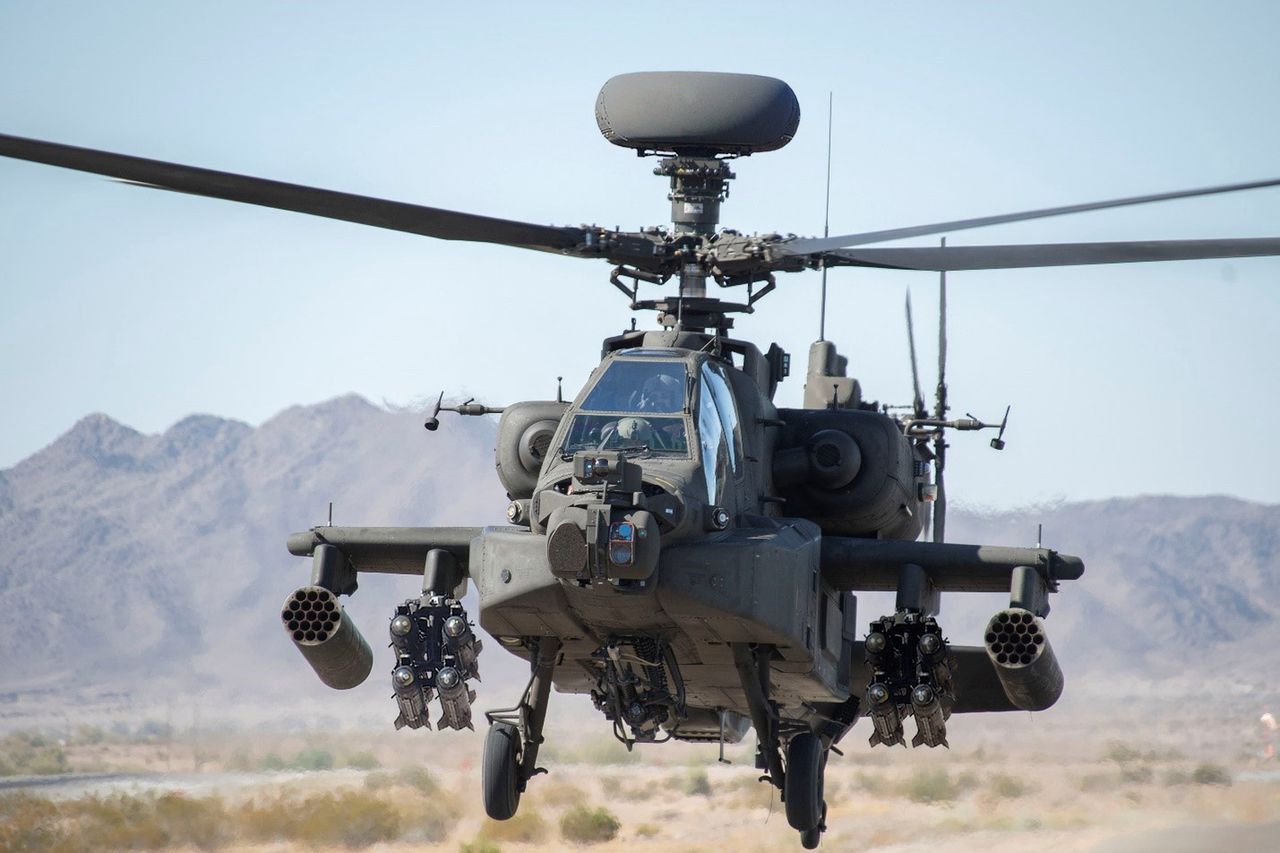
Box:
785, 732, 824, 832
482, 721, 522, 820
800, 802, 827, 849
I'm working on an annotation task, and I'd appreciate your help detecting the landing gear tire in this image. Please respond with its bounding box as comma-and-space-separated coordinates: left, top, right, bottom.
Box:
483, 721, 522, 820
800, 803, 827, 849
785, 731, 824, 832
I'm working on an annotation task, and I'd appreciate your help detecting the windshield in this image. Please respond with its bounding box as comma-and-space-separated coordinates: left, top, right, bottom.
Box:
562, 359, 690, 457
580, 360, 686, 414
560, 414, 689, 455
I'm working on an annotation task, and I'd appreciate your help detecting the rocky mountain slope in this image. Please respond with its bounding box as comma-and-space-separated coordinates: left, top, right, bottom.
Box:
0, 396, 506, 707
1, 398, 1275, 717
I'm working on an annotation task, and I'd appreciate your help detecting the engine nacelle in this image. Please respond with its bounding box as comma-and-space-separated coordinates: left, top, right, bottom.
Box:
495, 400, 568, 499
772, 408, 927, 539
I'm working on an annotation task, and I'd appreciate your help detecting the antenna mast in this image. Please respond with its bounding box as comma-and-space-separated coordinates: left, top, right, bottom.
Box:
818, 92, 833, 341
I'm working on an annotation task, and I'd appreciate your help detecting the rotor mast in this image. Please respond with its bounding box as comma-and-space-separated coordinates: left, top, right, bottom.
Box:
658, 155, 734, 303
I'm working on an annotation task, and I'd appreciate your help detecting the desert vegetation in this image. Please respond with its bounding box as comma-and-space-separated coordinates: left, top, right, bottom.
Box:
0, 699, 1276, 851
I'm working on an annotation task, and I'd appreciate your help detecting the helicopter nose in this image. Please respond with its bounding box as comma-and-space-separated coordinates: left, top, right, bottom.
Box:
547, 507, 591, 578
545, 505, 659, 583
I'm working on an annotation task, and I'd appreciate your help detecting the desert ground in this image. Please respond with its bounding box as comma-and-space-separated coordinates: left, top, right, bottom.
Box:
2, 693, 1277, 852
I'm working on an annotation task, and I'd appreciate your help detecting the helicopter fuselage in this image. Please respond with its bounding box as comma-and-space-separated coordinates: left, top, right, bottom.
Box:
473, 329, 927, 741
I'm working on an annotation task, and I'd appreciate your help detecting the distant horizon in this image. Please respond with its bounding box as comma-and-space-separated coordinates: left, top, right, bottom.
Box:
9, 393, 1276, 512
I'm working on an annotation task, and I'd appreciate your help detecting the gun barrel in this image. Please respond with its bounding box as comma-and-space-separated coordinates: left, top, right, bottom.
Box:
281, 585, 373, 690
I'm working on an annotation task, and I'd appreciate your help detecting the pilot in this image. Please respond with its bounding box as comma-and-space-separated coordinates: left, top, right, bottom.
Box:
616, 417, 655, 445
636, 373, 681, 412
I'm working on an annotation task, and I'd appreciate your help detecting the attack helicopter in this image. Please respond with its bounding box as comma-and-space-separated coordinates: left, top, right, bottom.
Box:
4, 71, 1280, 849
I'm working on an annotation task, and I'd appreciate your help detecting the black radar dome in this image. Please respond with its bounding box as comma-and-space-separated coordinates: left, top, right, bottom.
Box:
596, 71, 800, 156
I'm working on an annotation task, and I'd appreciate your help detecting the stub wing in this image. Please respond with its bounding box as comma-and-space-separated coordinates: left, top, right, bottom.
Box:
286, 526, 480, 575
820, 537, 1084, 593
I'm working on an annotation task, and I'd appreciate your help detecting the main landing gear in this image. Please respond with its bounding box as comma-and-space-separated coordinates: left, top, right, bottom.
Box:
482, 637, 561, 821
786, 731, 829, 849
734, 643, 830, 849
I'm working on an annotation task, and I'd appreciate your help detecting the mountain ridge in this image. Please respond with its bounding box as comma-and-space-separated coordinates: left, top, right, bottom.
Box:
1, 399, 1275, 713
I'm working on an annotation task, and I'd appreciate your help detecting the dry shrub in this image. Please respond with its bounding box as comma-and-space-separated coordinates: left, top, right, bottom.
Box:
397, 793, 458, 843
986, 773, 1033, 799
478, 808, 549, 843
560, 804, 621, 844
3, 791, 232, 851
684, 768, 711, 796
0, 786, 453, 850
395, 765, 441, 794
344, 750, 380, 770
237, 790, 400, 847
1103, 741, 1185, 765
0, 793, 66, 851
460, 841, 501, 853
1120, 764, 1153, 784
74, 792, 228, 849
1077, 772, 1117, 793
0, 731, 70, 776
1191, 763, 1231, 786
899, 768, 959, 803
288, 747, 334, 771
625, 779, 663, 801
1103, 741, 1143, 764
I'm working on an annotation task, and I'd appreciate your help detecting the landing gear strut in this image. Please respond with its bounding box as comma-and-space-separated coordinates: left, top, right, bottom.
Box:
482, 637, 561, 821
733, 643, 828, 848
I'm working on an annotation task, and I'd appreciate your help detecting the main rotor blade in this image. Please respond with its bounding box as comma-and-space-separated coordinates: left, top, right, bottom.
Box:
904, 290, 925, 417
780, 176, 1280, 255
820, 237, 1280, 272
0, 133, 588, 253
935, 237, 948, 420
933, 246, 947, 544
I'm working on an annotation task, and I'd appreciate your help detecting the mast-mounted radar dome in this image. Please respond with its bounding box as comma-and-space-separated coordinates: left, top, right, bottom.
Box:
595, 71, 800, 157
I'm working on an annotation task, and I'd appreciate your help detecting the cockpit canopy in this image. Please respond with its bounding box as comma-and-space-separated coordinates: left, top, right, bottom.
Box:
561, 358, 691, 456
580, 359, 685, 414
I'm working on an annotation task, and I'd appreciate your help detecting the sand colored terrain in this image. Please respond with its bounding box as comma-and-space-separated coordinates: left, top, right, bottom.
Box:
4, 699, 1278, 852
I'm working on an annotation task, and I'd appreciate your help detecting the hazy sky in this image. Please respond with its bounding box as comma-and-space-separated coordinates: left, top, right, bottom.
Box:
2, 1, 1278, 511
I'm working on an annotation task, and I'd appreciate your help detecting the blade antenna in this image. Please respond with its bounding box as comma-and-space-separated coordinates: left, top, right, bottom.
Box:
905, 290, 926, 419
933, 237, 949, 543
818, 91, 833, 340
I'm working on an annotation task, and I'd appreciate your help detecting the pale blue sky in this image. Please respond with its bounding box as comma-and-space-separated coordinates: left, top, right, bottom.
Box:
1, 1, 1278, 510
